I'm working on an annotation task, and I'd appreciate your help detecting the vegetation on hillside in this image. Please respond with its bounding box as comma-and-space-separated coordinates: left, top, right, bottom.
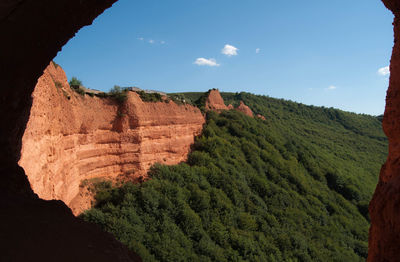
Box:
92, 86, 165, 103
135, 90, 164, 103
109, 85, 129, 103
81, 92, 387, 261
168, 91, 213, 109
168, 94, 190, 105
68, 77, 86, 96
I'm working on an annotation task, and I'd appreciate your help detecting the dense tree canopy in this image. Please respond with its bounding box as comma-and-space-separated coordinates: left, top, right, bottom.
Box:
82, 92, 387, 261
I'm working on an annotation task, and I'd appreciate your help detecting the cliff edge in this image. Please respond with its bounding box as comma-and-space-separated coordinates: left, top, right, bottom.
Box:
19, 62, 205, 214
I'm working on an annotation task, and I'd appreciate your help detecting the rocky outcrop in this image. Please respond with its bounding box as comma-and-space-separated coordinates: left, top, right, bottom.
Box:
235, 101, 254, 117
204, 89, 266, 119
257, 114, 266, 120
205, 89, 229, 111
368, 1, 400, 261
0, 1, 143, 261
19, 62, 205, 214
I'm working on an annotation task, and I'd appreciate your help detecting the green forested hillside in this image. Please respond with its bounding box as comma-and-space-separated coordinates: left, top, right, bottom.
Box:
82, 92, 387, 261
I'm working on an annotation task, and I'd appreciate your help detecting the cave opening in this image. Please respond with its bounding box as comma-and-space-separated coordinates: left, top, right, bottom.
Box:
0, 1, 398, 261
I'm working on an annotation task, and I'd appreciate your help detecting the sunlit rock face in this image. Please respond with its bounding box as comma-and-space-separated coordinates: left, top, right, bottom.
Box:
19, 62, 205, 214
235, 101, 254, 117
369, 1, 400, 261
205, 89, 230, 111
205, 89, 257, 118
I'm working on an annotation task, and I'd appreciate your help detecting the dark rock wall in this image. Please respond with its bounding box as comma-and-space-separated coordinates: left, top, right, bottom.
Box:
0, 1, 140, 261
369, 1, 400, 261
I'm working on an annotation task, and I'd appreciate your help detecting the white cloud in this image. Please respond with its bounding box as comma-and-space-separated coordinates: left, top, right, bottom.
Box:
256, 48, 260, 54
327, 85, 337, 90
138, 38, 165, 45
194, 58, 220, 67
221, 44, 238, 57
378, 66, 390, 76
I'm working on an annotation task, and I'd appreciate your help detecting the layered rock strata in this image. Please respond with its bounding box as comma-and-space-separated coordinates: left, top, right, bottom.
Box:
19, 62, 205, 214
369, 1, 400, 261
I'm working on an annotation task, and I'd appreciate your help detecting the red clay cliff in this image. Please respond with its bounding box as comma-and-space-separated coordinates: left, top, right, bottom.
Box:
19, 62, 205, 214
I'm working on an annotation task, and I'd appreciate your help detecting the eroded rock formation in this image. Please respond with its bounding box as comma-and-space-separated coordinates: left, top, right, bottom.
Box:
369, 1, 400, 261
19, 62, 205, 214
205, 89, 259, 118
235, 100, 254, 117
205, 89, 230, 111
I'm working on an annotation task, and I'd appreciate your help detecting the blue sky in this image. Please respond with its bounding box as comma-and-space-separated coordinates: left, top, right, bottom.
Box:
55, 0, 393, 115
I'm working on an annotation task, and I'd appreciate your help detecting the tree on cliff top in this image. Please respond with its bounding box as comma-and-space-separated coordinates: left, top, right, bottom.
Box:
109, 85, 128, 104
69, 77, 82, 87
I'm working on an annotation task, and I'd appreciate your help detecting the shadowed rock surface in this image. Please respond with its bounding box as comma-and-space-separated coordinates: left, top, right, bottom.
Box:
0, 179, 140, 262
0, 0, 141, 261
369, 1, 400, 261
